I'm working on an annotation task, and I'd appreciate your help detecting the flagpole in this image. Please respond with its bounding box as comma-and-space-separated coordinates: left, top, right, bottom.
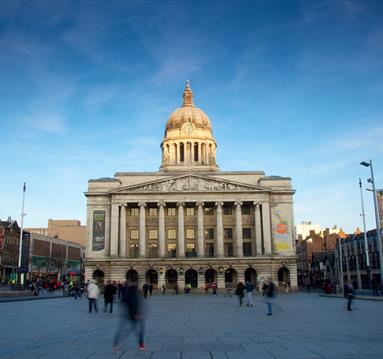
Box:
18, 183, 27, 284
359, 178, 371, 289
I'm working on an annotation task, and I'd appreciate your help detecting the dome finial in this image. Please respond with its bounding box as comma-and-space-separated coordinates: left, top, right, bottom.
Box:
183, 80, 194, 107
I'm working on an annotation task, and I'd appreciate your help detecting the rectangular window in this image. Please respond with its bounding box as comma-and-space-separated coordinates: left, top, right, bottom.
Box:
148, 244, 157, 258
223, 206, 232, 215
242, 228, 251, 239
204, 207, 214, 215
242, 205, 251, 215
206, 243, 215, 257
130, 208, 139, 216
130, 243, 139, 258
149, 229, 158, 239
168, 229, 177, 239
149, 208, 158, 216
167, 207, 176, 216
224, 243, 233, 257
205, 228, 214, 240
224, 228, 233, 240
243, 242, 252, 257
186, 243, 196, 257
186, 207, 195, 216
167, 243, 176, 258
186, 228, 195, 239
130, 229, 139, 240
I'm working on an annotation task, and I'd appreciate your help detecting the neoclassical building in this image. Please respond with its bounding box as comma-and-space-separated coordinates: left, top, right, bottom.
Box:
85, 82, 297, 290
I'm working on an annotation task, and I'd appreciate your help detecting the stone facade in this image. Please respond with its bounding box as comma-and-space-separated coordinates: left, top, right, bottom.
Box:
84, 82, 297, 290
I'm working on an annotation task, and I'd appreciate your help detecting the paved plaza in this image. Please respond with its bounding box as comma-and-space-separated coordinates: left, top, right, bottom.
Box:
0, 292, 382, 359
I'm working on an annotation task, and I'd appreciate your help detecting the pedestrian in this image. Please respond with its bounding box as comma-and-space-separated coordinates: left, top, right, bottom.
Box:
74, 281, 79, 300
87, 279, 100, 313
344, 280, 354, 311
118, 281, 123, 298
143, 283, 149, 299
161, 284, 166, 295
212, 282, 217, 295
104, 280, 117, 313
112, 276, 146, 352
174, 284, 179, 295
245, 281, 254, 307
148, 283, 153, 296
236, 282, 245, 306
264, 278, 275, 315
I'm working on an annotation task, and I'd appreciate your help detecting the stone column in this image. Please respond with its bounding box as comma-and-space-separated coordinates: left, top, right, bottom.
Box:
158, 201, 166, 258
110, 203, 119, 257
119, 204, 126, 257
198, 142, 201, 164
254, 202, 263, 255
354, 241, 362, 289
177, 202, 185, 257
262, 202, 272, 255
86, 206, 93, 255
177, 142, 180, 165
197, 202, 204, 257
215, 202, 224, 257
235, 202, 243, 257
344, 243, 351, 281
205, 142, 209, 164
138, 202, 146, 258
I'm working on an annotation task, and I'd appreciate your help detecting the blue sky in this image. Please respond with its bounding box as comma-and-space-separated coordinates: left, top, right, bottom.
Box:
1, 1, 382, 233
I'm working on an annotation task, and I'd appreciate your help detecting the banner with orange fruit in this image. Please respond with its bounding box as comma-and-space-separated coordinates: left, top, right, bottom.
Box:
272, 206, 291, 252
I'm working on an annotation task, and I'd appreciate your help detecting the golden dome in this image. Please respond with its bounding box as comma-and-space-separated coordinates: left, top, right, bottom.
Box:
165, 81, 212, 132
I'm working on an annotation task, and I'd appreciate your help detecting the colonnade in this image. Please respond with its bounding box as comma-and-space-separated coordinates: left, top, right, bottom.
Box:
108, 201, 273, 259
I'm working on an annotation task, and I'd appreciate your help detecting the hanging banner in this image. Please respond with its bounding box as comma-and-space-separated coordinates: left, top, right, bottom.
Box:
272, 206, 291, 252
92, 210, 105, 251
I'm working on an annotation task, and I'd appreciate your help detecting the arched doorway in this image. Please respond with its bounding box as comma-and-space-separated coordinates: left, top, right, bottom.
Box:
185, 269, 198, 288
146, 269, 158, 288
92, 269, 104, 281
205, 268, 217, 284
225, 268, 237, 285
278, 267, 290, 285
126, 269, 138, 283
165, 269, 178, 289
244, 268, 257, 285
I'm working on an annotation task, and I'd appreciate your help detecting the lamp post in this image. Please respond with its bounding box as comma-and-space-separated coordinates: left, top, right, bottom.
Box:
17, 183, 27, 286
360, 160, 383, 285
359, 178, 371, 288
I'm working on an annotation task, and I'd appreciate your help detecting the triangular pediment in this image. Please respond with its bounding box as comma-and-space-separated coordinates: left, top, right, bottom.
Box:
111, 174, 267, 194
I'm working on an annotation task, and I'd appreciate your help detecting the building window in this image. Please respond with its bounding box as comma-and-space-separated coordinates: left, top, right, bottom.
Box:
243, 242, 252, 256
167, 207, 176, 216
148, 244, 157, 258
130, 229, 139, 240
168, 229, 177, 239
149, 229, 158, 239
186, 243, 196, 257
149, 208, 158, 216
242, 205, 251, 215
204, 207, 213, 215
186, 228, 195, 239
130, 208, 139, 216
206, 243, 215, 257
186, 207, 195, 216
130, 243, 139, 257
180, 142, 185, 162
194, 143, 198, 162
242, 228, 251, 239
205, 228, 214, 239
223, 206, 232, 215
224, 243, 233, 257
167, 243, 176, 258
224, 228, 233, 240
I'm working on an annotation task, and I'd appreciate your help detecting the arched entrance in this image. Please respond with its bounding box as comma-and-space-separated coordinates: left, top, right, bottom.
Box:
126, 269, 138, 283
146, 269, 158, 288
92, 269, 104, 281
205, 268, 217, 284
165, 269, 178, 288
225, 268, 237, 285
244, 268, 257, 285
278, 267, 290, 285
185, 269, 198, 288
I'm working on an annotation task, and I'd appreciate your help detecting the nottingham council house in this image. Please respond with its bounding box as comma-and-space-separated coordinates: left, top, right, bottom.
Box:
84, 82, 297, 291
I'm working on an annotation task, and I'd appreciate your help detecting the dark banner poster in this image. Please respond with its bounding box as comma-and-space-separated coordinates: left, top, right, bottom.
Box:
92, 210, 106, 251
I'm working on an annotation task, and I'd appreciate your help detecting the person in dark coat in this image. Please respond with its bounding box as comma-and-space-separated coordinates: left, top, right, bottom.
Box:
264, 279, 275, 315
104, 281, 117, 313
113, 276, 146, 352
148, 283, 153, 296
344, 281, 354, 311
143, 283, 149, 299
236, 282, 245, 306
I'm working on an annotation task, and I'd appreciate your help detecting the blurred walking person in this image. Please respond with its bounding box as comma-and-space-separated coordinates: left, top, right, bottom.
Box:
235, 282, 245, 306
245, 281, 254, 307
264, 278, 275, 315
344, 280, 354, 311
104, 280, 117, 313
113, 275, 146, 352
87, 279, 100, 313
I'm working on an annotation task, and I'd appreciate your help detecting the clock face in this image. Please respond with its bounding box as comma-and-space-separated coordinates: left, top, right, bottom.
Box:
182, 123, 194, 135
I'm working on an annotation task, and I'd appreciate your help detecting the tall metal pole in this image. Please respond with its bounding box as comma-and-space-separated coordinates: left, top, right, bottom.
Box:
359, 178, 371, 288
369, 160, 383, 285
17, 183, 27, 283
338, 236, 344, 293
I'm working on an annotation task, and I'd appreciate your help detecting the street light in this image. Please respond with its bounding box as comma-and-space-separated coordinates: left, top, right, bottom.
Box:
359, 178, 371, 288
360, 160, 383, 285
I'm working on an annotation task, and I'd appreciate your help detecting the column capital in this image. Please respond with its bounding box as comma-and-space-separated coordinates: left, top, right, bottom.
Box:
119, 203, 127, 207
177, 202, 185, 207
215, 202, 224, 207
234, 201, 243, 207
138, 202, 147, 207
157, 201, 166, 208
196, 201, 204, 207
253, 201, 261, 207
